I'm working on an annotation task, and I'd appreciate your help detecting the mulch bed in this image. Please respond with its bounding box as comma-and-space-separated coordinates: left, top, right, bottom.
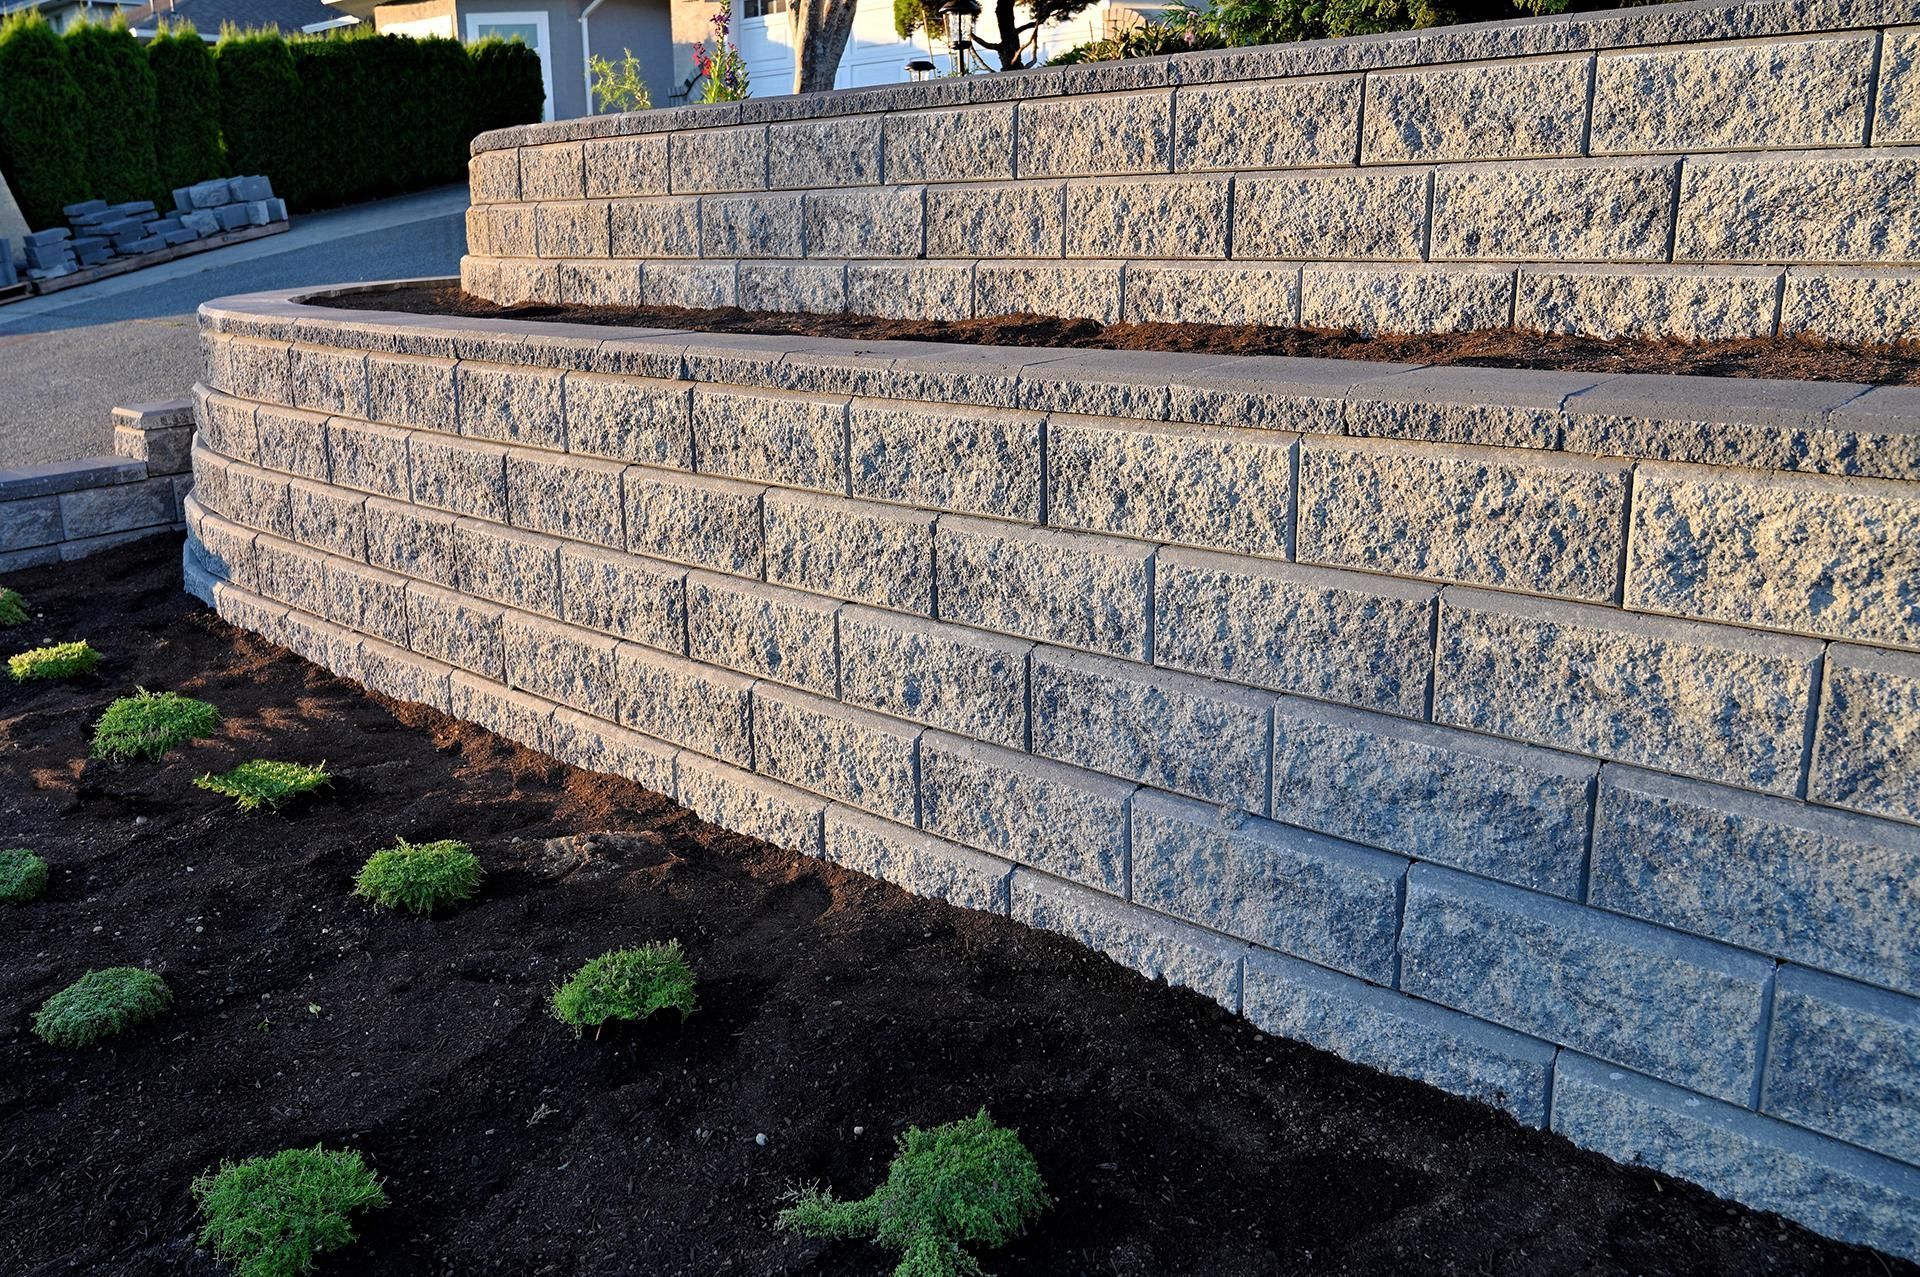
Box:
3, 533, 1913, 1277
316, 281, 1920, 385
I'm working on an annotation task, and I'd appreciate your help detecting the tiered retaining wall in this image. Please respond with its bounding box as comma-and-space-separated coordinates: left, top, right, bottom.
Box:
186, 285, 1920, 1260
1, 400, 195, 571
463, 0, 1920, 342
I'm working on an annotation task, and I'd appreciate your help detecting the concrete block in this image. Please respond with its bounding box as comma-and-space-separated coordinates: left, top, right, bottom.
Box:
1764, 966, 1920, 1166
1272, 697, 1595, 898
615, 641, 754, 764
974, 262, 1123, 323
252, 404, 330, 481
1048, 417, 1294, 559
289, 345, 367, 417
1401, 864, 1773, 1103
1016, 90, 1171, 178
883, 104, 1016, 184
1121, 263, 1301, 326
455, 362, 566, 449
547, 704, 678, 793
1300, 263, 1515, 334
1676, 151, 1920, 263
204, 336, 289, 405
408, 433, 508, 522
667, 125, 766, 194
1813, 644, 1920, 827
461, 257, 559, 306
1515, 265, 1783, 340
838, 605, 1028, 748
558, 260, 647, 308
1233, 169, 1428, 261
502, 612, 620, 715
325, 418, 411, 499
1430, 158, 1679, 262
1781, 268, 1920, 345
54, 477, 175, 540
690, 386, 847, 492
803, 187, 924, 259
1591, 34, 1872, 154
585, 133, 668, 198
848, 398, 1040, 521
824, 806, 1011, 914
1362, 55, 1591, 162
224, 461, 292, 537
0, 496, 61, 552
506, 450, 625, 549
678, 753, 824, 855
405, 581, 505, 678
626, 469, 764, 575
1065, 177, 1228, 259
185, 500, 256, 588
365, 353, 457, 432
193, 385, 258, 464
563, 372, 693, 468
1435, 587, 1822, 795
1626, 462, 1920, 647
764, 491, 935, 614
1560, 374, 1884, 475
936, 516, 1152, 660
1244, 948, 1556, 1127
1877, 27, 1920, 146
925, 182, 1063, 258
701, 192, 804, 259
286, 477, 364, 559
519, 142, 585, 201
450, 671, 554, 752
345, 633, 454, 713
738, 262, 848, 314
753, 683, 919, 823
535, 201, 610, 258
1031, 645, 1270, 813
189, 444, 232, 521
1011, 870, 1242, 1011
1173, 76, 1361, 172
608, 196, 701, 258
769, 116, 881, 189
559, 543, 685, 652
252, 534, 327, 615
452, 518, 562, 616
364, 497, 458, 587
686, 571, 837, 694
847, 261, 974, 321
322, 557, 408, 646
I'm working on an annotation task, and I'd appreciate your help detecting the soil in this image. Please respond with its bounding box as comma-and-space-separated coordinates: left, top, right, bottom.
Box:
315, 281, 1920, 385
3, 533, 1913, 1277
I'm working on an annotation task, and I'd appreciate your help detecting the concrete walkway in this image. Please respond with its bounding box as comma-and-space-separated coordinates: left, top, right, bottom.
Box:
0, 184, 469, 467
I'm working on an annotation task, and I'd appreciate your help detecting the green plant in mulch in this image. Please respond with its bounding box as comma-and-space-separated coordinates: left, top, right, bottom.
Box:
0, 587, 28, 627
192, 1145, 388, 1277
777, 1109, 1050, 1277
551, 939, 696, 1039
194, 760, 330, 812
91, 688, 221, 761
352, 837, 482, 915
8, 639, 99, 682
0, 847, 49, 904
32, 966, 173, 1047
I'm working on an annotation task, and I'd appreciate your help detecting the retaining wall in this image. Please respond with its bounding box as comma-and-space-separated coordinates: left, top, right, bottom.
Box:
1, 400, 195, 571
461, 0, 1920, 343
186, 285, 1920, 1260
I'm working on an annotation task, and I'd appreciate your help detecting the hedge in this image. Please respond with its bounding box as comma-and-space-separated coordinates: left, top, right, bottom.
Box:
469, 37, 546, 136
148, 24, 224, 193
0, 13, 89, 228
62, 20, 161, 209
213, 30, 300, 203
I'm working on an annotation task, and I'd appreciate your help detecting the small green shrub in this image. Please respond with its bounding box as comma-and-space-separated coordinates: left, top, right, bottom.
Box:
195, 760, 330, 812
551, 940, 696, 1037
353, 837, 481, 914
193, 1145, 388, 1277
0, 588, 27, 627
777, 1109, 1049, 1277
91, 688, 220, 761
0, 847, 48, 904
9, 640, 100, 682
33, 966, 172, 1046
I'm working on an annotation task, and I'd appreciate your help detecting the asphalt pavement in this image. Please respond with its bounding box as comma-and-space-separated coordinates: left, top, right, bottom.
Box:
0, 184, 469, 467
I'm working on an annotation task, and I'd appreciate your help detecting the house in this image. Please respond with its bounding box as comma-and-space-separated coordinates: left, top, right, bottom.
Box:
0, 0, 140, 31
122, 0, 358, 36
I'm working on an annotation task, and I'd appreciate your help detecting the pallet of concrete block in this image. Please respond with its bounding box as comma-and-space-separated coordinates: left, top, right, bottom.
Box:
171, 175, 288, 234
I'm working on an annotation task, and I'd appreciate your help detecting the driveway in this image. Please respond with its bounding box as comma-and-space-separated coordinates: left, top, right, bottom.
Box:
0, 184, 469, 467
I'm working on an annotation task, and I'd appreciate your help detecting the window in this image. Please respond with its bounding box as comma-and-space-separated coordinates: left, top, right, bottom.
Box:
742, 0, 790, 19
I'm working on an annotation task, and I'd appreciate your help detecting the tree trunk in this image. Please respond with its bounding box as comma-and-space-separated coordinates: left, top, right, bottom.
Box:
976, 0, 1031, 71
791, 0, 861, 94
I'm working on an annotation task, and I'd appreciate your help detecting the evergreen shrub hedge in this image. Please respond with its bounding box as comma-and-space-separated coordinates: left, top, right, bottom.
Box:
62, 20, 161, 208
0, 13, 89, 228
147, 23, 224, 193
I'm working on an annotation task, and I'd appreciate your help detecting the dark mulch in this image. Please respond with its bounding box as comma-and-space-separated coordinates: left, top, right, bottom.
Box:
2, 534, 1911, 1277
315, 280, 1920, 385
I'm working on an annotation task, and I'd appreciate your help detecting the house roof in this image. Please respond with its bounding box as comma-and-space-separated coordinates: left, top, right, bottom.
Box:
123, 0, 351, 34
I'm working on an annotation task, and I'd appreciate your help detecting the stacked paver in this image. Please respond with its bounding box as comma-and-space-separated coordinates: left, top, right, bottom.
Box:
12, 177, 287, 283
0, 399, 194, 568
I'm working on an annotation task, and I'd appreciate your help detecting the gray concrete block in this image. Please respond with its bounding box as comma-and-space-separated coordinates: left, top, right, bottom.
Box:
547, 704, 678, 793
286, 477, 365, 560
847, 261, 975, 321
365, 497, 458, 587
847, 398, 1041, 520
702, 192, 804, 259
1763, 966, 1920, 1167
506, 450, 625, 549
408, 433, 508, 522
563, 371, 693, 468
535, 201, 610, 258
405, 581, 506, 679
1780, 267, 1920, 345
324, 418, 411, 499
690, 386, 848, 492
1560, 373, 1881, 475
1120, 263, 1301, 326
678, 753, 824, 855
585, 133, 668, 198
252, 405, 330, 482
667, 125, 767, 194
345, 633, 455, 713
616, 640, 754, 764
926, 183, 1063, 258
1065, 177, 1228, 259
503, 612, 621, 716
184, 499, 256, 589
0, 496, 62, 552
193, 385, 259, 464
1877, 26, 1920, 146
686, 571, 838, 694
608, 196, 701, 257
205, 335, 290, 405
365, 353, 457, 433
1514, 265, 1784, 341
974, 262, 1123, 323
289, 344, 368, 417
838, 605, 1028, 748
824, 805, 1011, 914
450, 671, 554, 752
224, 461, 292, 538
753, 683, 920, 823
625, 469, 764, 576
1813, 644, 1920, 827
738, 262, 848, 314
764, 491, 935, 614
1011, 869, 1242, 1011
1233, 169, 1428, 261
1430, 158, 1678, 262
936, 516, 1151, 661
769, 115, 881, 189
805, 187, 926, 260
558, 260, 648, 308
1677, 151, 1920, 263
520, 142, 585, 201
322, 557, 408, 646
1173, 76, 1361, 172
1362, 55, 1591, 162
455, 362, 567, 450
1300, 263, 1516, 334
644, 260, 739, 309
559, 543, 685, 652
1017, 90, 1171, 178
883, 104, 1016, 184
252, 534, 327, 615
54, 477, 175, 541
452, 518, 562, 615
470, 149, 520, 203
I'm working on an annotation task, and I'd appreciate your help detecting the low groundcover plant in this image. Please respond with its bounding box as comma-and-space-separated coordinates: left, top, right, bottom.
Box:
33, 966, 173, 1047
353, 837, 482, 914
0, 587, 27, 627
91, 688, 221, 761
8, 639, 99, 682
195, 760, 330, 812
551, 939, 697, 1038
193, 1145, 388, 1277
0, 847, 49, 904
777, 1109, 1049, 1277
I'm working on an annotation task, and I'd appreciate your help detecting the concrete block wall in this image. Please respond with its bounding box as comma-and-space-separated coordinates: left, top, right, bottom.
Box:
461, 0, 1920, 343
188, 287, 1920, 1260
0, 400, 195, 571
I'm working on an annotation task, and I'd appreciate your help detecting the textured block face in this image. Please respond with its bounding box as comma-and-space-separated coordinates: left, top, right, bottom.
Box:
0, 496, 61, 553
1234, 170, 1427, 261
1590, 766, 1920, 995
468, 149, 519, 203
520, 143, 584, 201
252, 536, 326, 615
616, 642, 754, 763
1677, 153, 1920, 264
847, 262, 974, 321
365, 498, 457, 587
326, 419, 411, 499
1302, 263, 1514, 333
608, 197, 701, 258
559, 544, 685, 652
558, 260, 647, 308
1300, 438, 1629, 601
187, 505, 257, 589
452, 519, 561, 615
1031, 646, 1270, 812
585, 133, 668, 198
738, 262, 847, 314
641, 262, 737, 309
691, 387, 847, 492
1156, 548, 1435, 717
1244, 950, 1556, 1126
485, 203, 537, 257
838, 607, 1028, 748
626, 470, 764, 576
563, 372, 693, 467
502, 613, 620, 715
926, 184, 1063, 258
1431, 159, 1678, 262
347, 635, 454, 712
1272, 698, 1595, 898
1880, 28, 1920, 146
207, 335, 290, 405
366, 354, 457, 432
1174, 76, 1360, 172
804, 187, 924, 259
405, 582, 505, 678
883, 105, 1015, 184
225, 463, 292, 537
252, 405, 330, 481
701, 193, 804, 259
667, 125, 765, 194
322, 558, 408, 645
1435, 589, 1821, 795
687, 572, 838, 694
1401, 865, 1773, 1102
769, 116, 881, 189
1133, 791, 1405, 983
1764, 967, 1920, 1166
1362, 56, 1590, 162
194, 386, 258, 463
764, 492, 934, 614
920, 731, 1131, 893
287, 478, 364, 559
455, 363, 566, 450
849, 399, 1041, 520
1814, 645, 1920, 826
535, 201, 609, 258
1591, 35, 1872, 154
461, 257, 558, 307
1122, 263, 1300, 325
451, 673, 555, 752
677, 755, 823, 855
754, 686, 919, 823
974, 262, 1123, 323
1018, 91, 1171, 178
506, 451, 625, 549
1049, 418, 1294, 559
1627, 464, 1920, 647
1065, 178, 1228, 259
290, 345, 367, 417
408, 434, 508, 522
825, 807, 1011, 914
936, 517, 1152, 660
548, 706, 678, 791
1011, 872, 1242, 1010
1781, 268, 1920, 344
1515, 267, 1782, 341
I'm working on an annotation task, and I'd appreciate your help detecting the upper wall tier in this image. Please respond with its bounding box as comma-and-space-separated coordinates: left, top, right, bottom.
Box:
460, 0, 1920, 342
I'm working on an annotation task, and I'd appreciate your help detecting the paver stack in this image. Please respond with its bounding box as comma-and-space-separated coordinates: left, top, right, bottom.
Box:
8, 175, 288, 284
